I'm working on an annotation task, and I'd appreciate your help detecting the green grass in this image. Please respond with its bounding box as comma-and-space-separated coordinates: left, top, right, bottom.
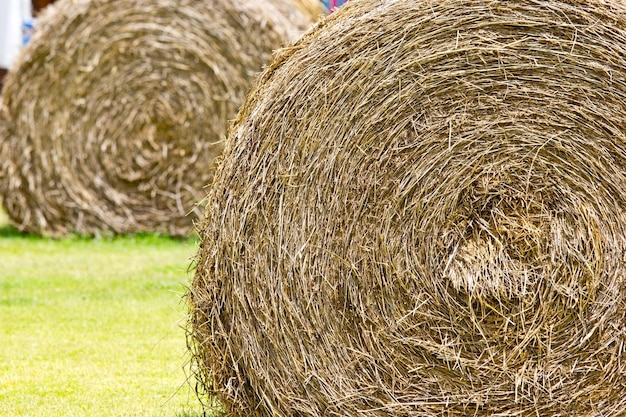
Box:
0, 211, 205, 416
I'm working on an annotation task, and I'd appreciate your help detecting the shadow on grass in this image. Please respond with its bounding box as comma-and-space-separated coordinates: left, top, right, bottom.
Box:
0, 223, 27, 238
0, 221, 199, 245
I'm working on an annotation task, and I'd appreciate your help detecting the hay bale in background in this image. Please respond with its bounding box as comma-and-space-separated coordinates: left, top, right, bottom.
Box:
189, 0, 626, 415
277, 0, 327, 26
0, 0, 323, 236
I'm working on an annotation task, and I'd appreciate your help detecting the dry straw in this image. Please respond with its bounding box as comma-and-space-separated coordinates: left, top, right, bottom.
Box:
189, 0, 626, 415
0, 0, 323, 236
279, 0, 327, 28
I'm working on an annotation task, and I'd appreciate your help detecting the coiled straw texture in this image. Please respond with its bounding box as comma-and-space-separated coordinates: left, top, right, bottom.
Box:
189, 0, 626, 415
0, 0, 320, 236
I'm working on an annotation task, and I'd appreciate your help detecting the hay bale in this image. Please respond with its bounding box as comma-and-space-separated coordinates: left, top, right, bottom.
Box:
276, 0, 327, 26
0, 0, 321, 236
188, 0, 626, 415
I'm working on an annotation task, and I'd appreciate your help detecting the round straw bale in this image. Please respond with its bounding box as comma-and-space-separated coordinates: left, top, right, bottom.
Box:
275, 0, 327, 27
189, 0, 626, 415
0, 0, 320, 236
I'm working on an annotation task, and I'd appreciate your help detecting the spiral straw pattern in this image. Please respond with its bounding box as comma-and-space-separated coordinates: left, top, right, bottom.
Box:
0, 0, 321, 236
189, 0, 626, 415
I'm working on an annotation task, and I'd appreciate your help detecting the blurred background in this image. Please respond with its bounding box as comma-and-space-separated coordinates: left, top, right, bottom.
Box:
0, 0, 57, 91
1, 0, 345, 92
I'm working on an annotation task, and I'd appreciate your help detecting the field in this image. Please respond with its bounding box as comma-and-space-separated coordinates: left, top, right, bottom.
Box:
0, 210, 205, 416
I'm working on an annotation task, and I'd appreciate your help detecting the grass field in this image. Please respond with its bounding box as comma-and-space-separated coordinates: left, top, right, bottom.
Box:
0, 211, 206, 416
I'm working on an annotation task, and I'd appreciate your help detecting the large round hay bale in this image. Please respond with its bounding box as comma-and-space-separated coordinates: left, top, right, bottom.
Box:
188, 0, 626, 415
0, 0, 322, 236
